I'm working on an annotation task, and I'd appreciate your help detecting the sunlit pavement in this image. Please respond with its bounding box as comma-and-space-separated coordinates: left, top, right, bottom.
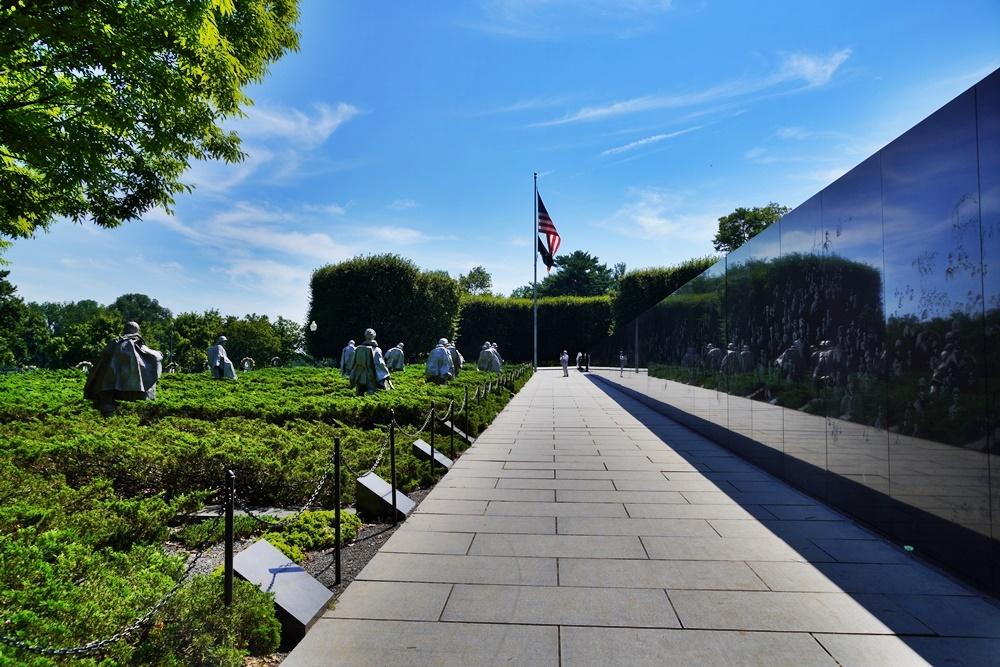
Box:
285, 369, 1000, 666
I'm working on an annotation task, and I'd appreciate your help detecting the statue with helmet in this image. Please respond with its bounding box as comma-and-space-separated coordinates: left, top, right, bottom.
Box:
83, 321, 163, 416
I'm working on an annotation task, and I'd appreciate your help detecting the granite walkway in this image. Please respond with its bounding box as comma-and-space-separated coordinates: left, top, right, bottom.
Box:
284, 370, 1000, 666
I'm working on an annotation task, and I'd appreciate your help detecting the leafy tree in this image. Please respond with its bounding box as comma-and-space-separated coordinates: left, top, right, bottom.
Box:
173, 310, 225, 370
510, 284, 533, 299
0, 269, 28, 365
109, 293, 172, 328
0, 0, 300, 240
459, 266, 493, 295
538, 250, 615, 297
33, 299, 105, 336
54, 308, 124, 366
712, 202, 789, 253
612, 262, 627, 283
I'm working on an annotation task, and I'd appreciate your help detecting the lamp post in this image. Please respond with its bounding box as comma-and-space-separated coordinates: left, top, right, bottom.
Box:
309, 321, 318, 366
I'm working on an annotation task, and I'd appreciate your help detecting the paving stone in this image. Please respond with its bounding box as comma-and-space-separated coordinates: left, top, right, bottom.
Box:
814, 633, 1000, 666
496, 478, 615, 490
668, 589, 931, 634
810, 538, 915, 564
427, 486, 554, 502
284, 619, 559, 667
447, 468, 555, 479
761, 504, 847, 520
624, 503, 765, 520
555, 469, 674, 479
555, 489, 687, 504
380, 530, 474, 555
357, 552, 557, 586
442, 584, 680, 628
484, 500, 627, 517
557, 517, 719, 537
709, 518, 873, 539
611, 478, 724, 492
887, 593, 1000, 638
324, 581, 452, 621
559, 558, 768, 590
413, 498, 488, 515
469, 533, 646, 559
747, 561, 977, 596
560, 626, 836, 667
437, 476, 498, 488
402, 513, 556, 534
641, 536, 831, 562
503, 460, 607, 470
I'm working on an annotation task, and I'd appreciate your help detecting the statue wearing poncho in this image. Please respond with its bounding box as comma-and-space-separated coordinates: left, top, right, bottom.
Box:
207, 336, 237, 380
84, 321, 163, 416
349, 329, 391, 395
447, 343, 464, 375
385, 343, 405, 371
426, 339, 454, 384
340, 340, 356, 377
477, 342, 502, 373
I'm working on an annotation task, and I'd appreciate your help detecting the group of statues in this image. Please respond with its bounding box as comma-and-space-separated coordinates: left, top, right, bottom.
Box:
338, 329, 475, 395
477, 342, 502, 372
84, 323, 243, 416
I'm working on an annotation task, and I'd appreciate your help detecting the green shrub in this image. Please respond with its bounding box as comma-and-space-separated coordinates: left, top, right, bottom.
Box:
132, 575, 280, 667
611, 256, 717, 332
457, 295, 611, 364
305, 255, 461, 358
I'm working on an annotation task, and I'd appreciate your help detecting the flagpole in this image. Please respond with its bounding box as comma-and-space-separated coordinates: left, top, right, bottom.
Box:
533, 172, 538, 371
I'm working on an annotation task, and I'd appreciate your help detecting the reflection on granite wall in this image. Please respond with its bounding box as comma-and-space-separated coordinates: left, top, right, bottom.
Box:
595, 69, 1000, 596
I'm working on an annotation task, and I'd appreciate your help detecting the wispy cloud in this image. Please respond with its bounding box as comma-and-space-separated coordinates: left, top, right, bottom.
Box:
535, 49, 851, 126
461, 0, 673, 39
597, 188, 718, 243
230, 102, 362, 149
388, 199, 419, 211
600, 125, 703, 156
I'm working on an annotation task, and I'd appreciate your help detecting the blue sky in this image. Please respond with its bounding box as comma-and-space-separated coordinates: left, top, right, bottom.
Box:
6, 0, 1000, 321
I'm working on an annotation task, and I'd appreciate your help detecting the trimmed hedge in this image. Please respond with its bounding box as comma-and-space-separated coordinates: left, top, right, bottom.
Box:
306, 255, 461, 359
611, 256, 718, 332
457, 295, 611, 364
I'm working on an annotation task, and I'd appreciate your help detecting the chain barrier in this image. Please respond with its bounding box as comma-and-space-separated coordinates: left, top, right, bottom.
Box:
435, 400, 454, 423
342, 429, 392, 479
233, 467, 331, 530
0, 506, 225, 657
392, 407, 434, 439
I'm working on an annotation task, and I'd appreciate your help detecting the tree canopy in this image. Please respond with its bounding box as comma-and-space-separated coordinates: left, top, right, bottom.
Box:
538, 250, 615, 297
458, 266, 493, 295
712, 202, 789, 253
0, 0, 300, 240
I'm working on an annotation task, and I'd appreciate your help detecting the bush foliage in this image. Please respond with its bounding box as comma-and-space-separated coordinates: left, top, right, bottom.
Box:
0, 364, 530, 664
306, 255, 462, 359
457, 295, 612, 364
610, 256, 717, 332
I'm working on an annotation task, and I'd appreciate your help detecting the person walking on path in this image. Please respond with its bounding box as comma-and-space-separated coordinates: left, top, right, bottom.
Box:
576, 351, 583, 370
619, 350, 626, 377
560, 350, 570, 377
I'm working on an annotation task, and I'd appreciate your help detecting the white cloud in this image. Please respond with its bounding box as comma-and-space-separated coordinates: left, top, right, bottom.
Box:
598, 188, 717, 244
184, 145, 275, 194
367, 226, 430, 244
779, 49, 852, 87
601, 125, 703, 156
775, 126, 812, 140
536, 49, 850, 126
230, 102, 362, 148
303, 203, 348, 216
388, 199, 419, 211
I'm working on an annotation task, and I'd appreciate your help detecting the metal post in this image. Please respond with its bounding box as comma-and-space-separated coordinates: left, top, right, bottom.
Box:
224, 469, 235, 606
449, 402, 455, 459
389, 410, 398, 526
533, 171, 538, 371
465, 386, 470, 442
334, 437, 342, 585
429, 404, 436, 478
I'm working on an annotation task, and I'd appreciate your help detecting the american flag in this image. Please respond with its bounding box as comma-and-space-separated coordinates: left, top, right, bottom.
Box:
537, 192, 560, 270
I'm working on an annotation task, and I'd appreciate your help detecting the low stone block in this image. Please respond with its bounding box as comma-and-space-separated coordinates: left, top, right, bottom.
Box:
412, 438, 453, 469
233, 539, 333, 647
356, 471, 414, 520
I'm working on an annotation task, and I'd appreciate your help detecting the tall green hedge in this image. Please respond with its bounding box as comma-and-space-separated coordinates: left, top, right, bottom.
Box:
611, 256, 717, 332
458, 295, 611, 364
306, 255, 461, 358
